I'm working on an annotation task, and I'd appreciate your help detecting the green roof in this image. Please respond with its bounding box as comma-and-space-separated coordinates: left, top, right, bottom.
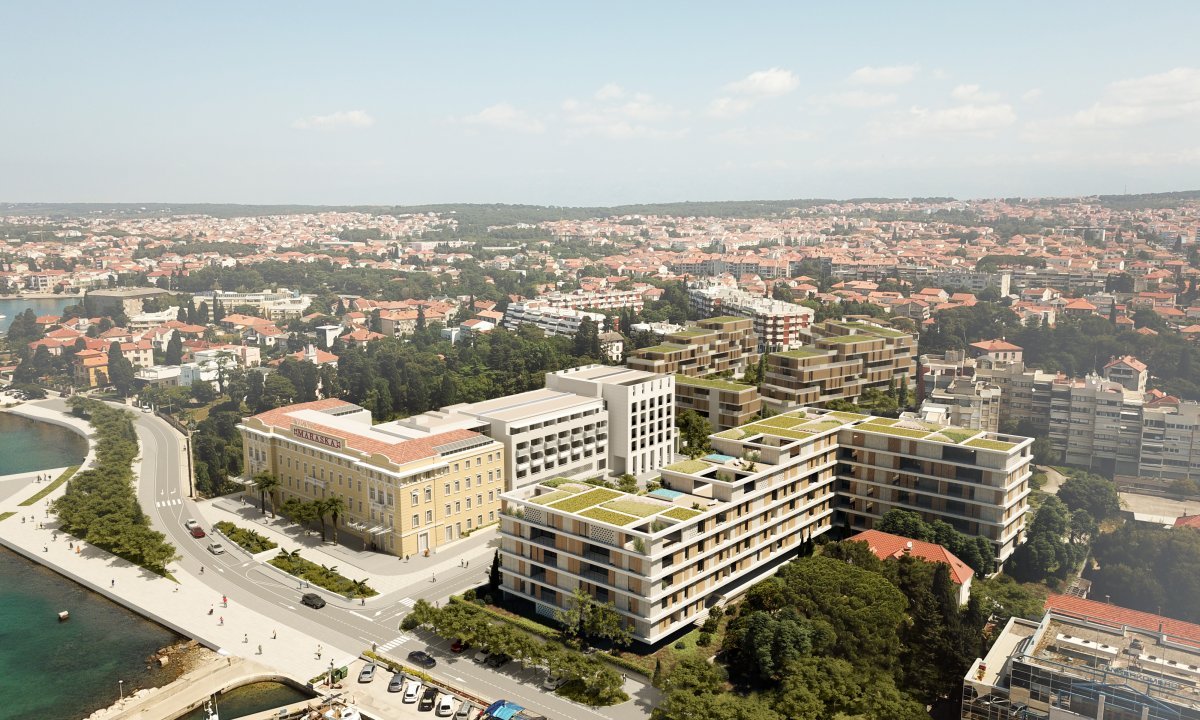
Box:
838, 322, 910, 338
662, 507, 702, 521
549, 487, 622, 513
937, 428, 981, 443
530, 490, 575, 505
702, 316, 744, 324
665, 459, 710, 474
965, 438, 1017, 451
818, 334, 880, 345
675, 374, 754, 392
743, 426, 814, 441
754, 415, 806, 429
715, 428, 745, 440
861, 424, 929, 439
639, 343, 689, 354
670, 329, 713, 339
826, 411, 869, 421
773, 347, 828, 358
578, 507, 639, 526
602, 498, 670, 517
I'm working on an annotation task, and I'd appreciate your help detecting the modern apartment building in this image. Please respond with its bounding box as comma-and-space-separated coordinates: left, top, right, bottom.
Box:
687, 284, 815, 351
502, 301, 606, 338
539, 288, 648, 313
895, 267, 1012, 296
498, 408, 1031, 644
920, 378, 1003, 433
193, 288, 313, 320
1049, 374, 1144, 477
239, 399, 505, 556
392, 388, 609, 490
974, 360, 1058, 435
674, 375, 761, 432
760, 321, 917, 410
1140, 402, 1200, 483
546, 365, 675, 477
963, 595, 1200, 720
627, 316, 759, 379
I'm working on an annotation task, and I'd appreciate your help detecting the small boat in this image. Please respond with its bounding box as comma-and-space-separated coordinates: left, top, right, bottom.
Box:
318, 697, 361, 720
204, 698, 219, 720
58, 610, 69, 621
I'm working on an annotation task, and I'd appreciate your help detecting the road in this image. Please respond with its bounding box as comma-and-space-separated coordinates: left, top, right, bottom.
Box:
118, 402, 656, 720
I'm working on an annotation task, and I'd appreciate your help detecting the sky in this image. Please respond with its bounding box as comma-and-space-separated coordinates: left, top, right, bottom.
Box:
2, 1, 1199, 206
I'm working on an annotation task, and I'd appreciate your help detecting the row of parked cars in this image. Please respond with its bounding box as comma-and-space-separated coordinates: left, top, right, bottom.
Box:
358, 654, 480, 719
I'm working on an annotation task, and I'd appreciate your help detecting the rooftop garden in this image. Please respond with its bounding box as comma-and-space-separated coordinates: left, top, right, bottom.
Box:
530, 489, 578, 505
640, 343, 688, 355
860, 424, 930, 439
966, 438, 1018, 451
937, 428, 982, 443
799, 419, 844, 432
602, 498, 670, 517
578, 507, 639, 526
754, 415, 807, 429
826, 411, 870, 421
702, 316, 744, 325
839, 322, 910, 338
671, 329, 714, 339
818, 334, 879, 345
549, 487, 622, 514
675, 375, 753, 392
662, 507, 702, 521
774, 347, 828, 358
665, 459, 710, 474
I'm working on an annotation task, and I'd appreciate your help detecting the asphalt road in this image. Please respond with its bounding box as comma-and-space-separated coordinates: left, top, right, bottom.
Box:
115, 403, 655, 720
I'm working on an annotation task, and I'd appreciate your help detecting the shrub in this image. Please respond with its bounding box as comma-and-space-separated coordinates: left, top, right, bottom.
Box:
213, 520, 278, 553
674, 641, 686, 650
269, 550, 377, 597
696, 632, 712, 647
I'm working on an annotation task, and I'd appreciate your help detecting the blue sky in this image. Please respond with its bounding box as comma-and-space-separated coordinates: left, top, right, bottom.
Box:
2, 2, 1198, 205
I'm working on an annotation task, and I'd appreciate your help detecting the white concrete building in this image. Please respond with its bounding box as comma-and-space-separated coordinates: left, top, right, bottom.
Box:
502, 301, 606, 338
546, 365, 675, 477
687, 284, 815, 351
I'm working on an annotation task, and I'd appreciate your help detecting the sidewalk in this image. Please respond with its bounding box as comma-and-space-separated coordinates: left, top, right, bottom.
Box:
199, 494, 501, 602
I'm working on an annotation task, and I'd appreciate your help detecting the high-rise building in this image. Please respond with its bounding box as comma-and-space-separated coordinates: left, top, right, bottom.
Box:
673, 375, 761, 432
687, 284, 815, 351
627, 316, 759, 378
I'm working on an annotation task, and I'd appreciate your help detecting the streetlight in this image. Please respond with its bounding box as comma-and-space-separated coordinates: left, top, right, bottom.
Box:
118, 679, 124, 702
185, 420, 196, 498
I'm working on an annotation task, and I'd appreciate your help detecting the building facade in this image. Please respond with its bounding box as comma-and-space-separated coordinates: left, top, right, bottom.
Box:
921, 379, 1003, 433
687, 284, 815, 351
627, 316, 759, 379
502, 301, 606, 338
239, 399, 505, 556
498, 408, 1031, 644
674, 375, 762, 432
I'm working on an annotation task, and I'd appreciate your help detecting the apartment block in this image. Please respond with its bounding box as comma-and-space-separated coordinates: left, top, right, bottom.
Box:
836, 414, 1032, 563
546, 365, 675, 477
687, 284, 815, 351
539, 288, 648, 313
920, 378, 1003, 433
392, 388, 609, 490
1140, 402, 1200, 483
502, 301, 606, 338
498, 408, 1030, 644
193, 288, 313, 320
674, 375, 762, 432
760, 321, 916, 410
1049, 374, 1143, 477
895, 266, 1012, 296
963, 595, 1200, 720
627, 316, 759, 378
974, 360, 1058, 435
239, 399, 505, 556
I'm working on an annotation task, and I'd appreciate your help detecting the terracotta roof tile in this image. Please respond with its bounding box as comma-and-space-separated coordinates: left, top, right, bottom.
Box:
1044, 593, 1200, 647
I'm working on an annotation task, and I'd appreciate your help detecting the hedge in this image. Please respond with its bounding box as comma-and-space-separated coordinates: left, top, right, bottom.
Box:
213, 521, 278, 553
269, 550, 377, 597
20, 466, 79, 506
449, 595, 561, 641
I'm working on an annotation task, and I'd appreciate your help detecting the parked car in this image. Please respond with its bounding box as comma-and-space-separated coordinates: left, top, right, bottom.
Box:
454, 700, 476, 720
300, 593, 325, 609
184, 519, 200, 532
419, 686, 438, 711
387, 673, 406, 693
357, 662, 376, 683
542, 672, 565, 690
402, 678, 422, 703
436, 694, 457, 717
486, 653, 511, 669
450, 638, 469, 653
408, 650, 437, 668
207, 541, 224, 555
189, 525, 206, 538
472, 649, 491, 664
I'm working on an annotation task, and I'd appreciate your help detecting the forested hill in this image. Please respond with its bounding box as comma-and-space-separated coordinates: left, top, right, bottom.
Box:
1096, 189, 1200, 210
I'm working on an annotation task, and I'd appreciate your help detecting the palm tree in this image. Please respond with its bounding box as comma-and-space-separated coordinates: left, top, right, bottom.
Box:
312, 500, 329, 542
322, 496, 347, 544
252, 472, 280, 517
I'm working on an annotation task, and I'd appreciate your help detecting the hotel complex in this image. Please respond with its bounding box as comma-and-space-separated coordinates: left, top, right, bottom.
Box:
498, 407, 1032, 644
239, 399, 506, 556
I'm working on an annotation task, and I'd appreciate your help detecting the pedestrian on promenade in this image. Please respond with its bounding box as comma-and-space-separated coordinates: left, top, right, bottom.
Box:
68, 541, 72, 549
42, 546, 47, 552
272, 629, 277, 639
257, 644, 262, 655
21, 517, 24, 524
52, 533, 57, 541
208, 606, 214, 615
200, 566, 204, 575
219, 616, 224, 626
243, 634, 248, 643
222, 595, 227, 607
431, 573, 436, 583
111, 579, 115, 588
466, 560, 469, 569
316, 645, 322, 660
361, 597, 365, 606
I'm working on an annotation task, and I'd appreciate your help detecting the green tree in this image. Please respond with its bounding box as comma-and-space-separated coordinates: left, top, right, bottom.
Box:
107, 341, 137, 396
677, 409, 713, 458
322, 495, 346, 543
1058, 472, 1121, 521
252, 471, 280, 516
164, 332, 184, 365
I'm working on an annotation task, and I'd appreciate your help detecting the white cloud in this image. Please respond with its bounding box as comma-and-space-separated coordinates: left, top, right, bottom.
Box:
292, 110, 375, 130
1068, 67, 1200, 128
595, 83, 625, 101
814, 90, 898, 109
951, 84, 1000, 103
563, 90, 685, 139
708, 97, 753, 118
849, 64, 918, 86
1021, 88, 1043, 103
725, 67, 799, 97
873, 102, 1016, 139
461, 103, 545, 134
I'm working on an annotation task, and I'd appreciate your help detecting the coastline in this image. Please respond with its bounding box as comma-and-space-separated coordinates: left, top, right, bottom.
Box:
0, 292, 78, 300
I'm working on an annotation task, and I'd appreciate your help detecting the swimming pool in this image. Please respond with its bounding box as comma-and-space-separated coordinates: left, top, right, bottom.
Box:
648, 488, 683, 500
704, 453, 736, 463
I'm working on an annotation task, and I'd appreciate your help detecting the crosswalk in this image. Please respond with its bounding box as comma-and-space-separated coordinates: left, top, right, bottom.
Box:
398, 597, 415, 608
377, 634, 410, 652
155, 498, 183, 508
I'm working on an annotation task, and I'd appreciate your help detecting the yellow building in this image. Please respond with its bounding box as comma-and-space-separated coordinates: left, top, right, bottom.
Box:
239, 399, 505, 557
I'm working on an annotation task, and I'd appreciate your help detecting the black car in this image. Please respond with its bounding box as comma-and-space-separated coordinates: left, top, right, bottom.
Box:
418, 686, 439, 711
408, 650, 437, 668
486, 653, 512, 669
301, 593, 326, 609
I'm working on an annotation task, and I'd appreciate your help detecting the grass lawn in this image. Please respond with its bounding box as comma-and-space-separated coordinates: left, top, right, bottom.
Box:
19, 465, 79, 506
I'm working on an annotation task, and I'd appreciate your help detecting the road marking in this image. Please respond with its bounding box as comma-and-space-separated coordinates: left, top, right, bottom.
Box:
398, 597, 415, 608
350, 611, 368, 620
377, 635, 409, 652
279, 602, 296, 610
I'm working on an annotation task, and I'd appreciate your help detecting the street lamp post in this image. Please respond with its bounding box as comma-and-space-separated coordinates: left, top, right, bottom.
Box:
118, 679, 124, 703
185, 421, 196, 498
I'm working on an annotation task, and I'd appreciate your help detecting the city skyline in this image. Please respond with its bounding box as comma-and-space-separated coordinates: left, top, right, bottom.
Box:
2, 1, 1199, 204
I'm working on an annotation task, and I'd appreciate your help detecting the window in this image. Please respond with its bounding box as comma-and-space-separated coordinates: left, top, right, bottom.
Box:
466, 477, 471, 489
454, 480, 460, 492
444, 483, 450, 495
476, 473, 482, 485
489, 511, 495, 521
453, 463, 459, 472
455, 501, 461, 513
425, 510, 433, 523
411, 514, 419, 527
488, 491, 494, 502
466, 498, 472, 510
424, 487, 432, 502
476, 457, 482, 467
411, 491, 418, 506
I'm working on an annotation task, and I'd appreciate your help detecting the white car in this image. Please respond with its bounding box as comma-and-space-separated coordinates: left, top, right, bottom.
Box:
436, 694, 456, 717
207, 542, 225, 555
402, 678, 422, 703
542, 672, 565, 690
184, 519, 200, 531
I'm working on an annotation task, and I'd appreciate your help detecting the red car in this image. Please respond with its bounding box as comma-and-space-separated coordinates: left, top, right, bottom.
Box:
189, 525, 206, 538
450, 639, 469, 653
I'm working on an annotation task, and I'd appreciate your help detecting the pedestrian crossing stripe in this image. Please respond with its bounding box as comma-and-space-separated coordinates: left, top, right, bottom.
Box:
398, 597, 415, 608
155, 499, 182, 507
378, 635, 408, 652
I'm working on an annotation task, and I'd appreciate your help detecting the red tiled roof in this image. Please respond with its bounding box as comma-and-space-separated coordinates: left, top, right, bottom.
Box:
1044, 593, 1200, 647
847, 529, 974, 585
250, 400, 484, 467
1104, 355, 1147, 372
971, 339, 1022, 352
1174, 515, 1200, 530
